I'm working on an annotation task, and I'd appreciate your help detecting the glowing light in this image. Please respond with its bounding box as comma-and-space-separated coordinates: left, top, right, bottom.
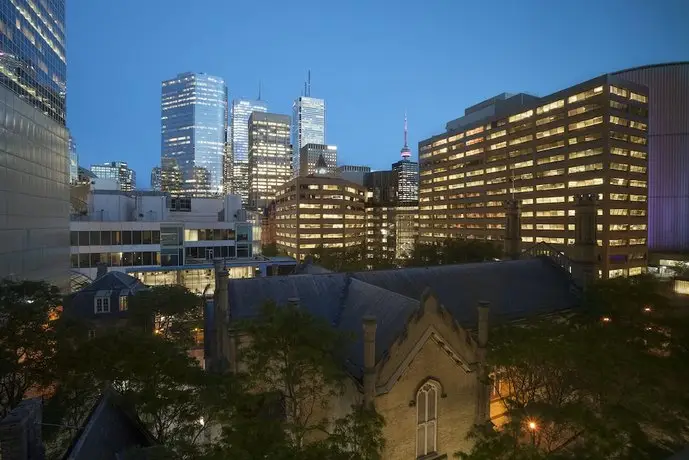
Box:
528, 421, 537, 430
643, 306, 652, 312
601, 316, 611, 323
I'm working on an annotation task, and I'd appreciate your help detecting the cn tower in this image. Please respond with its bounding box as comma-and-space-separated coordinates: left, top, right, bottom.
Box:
400, 112, 411, 160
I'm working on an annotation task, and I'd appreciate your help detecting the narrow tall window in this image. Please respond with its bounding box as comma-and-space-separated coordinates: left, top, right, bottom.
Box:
416, 382, 438, 457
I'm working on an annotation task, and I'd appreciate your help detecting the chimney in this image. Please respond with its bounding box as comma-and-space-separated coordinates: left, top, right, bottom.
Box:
362, 316, 377, 407
573, 193, 597, 289
95, 262, 107, 279
474, 301, 490, 425
0, 398, 44, 460
504, 199, 521, 260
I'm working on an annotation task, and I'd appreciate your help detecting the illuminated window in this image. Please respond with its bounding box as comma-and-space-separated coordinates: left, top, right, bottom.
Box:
521, 236, 534, 243
416, 381, 438, 457
490, 141, 507, 150
610, 193, 628, 201
568, 116, 603, 131
512, 160, 533, 169
630, 135, 646, 145
630, 195, 647, 202
629, 267, 643, 276
536, 100, 564, 115
466, 169, 484, 177
609, 116, 629, 126
466, 126, 484, 137
609, 269, 626, 278
630, 92, 647, 103
630, 209, 646, 216
609, 239, 627, 246
537, 154, 565, 165
629, 121, 647, 131
537, 168, 565, 177
630, 238, 646, 245
568, 132, 602, 145
610, 86, 628, 97
487, 129, 506, 140
611, 147, 629, 157
536, 113, 564, 126
536, 183, 565, 191
568, 178, 603, 188
521, 224, 534, 230
611, 163, 629, 171
630, 180, 647, 188
466, 180, 485, 188
537, 224, 565, 231
630, 165, 647, 173
536, 140, 565, 152
509, 134, 533, 146
432, 139, 447, 147
568, 163, 603, 174
509, 147, 532, 158
567, 86, 603, 103
630, 224, 647, 231
537, 210, 565, 217
610, 178, 628, 186
536, 196, 565, 204
536, 237, 565, 244
119, 296, 128, 311
568, 104, 600, 117
448, 133, 464, 142
486, 165, 507, 174
466, 147, 484, 156
536, 126, 565, 139
610, 224, 628, 231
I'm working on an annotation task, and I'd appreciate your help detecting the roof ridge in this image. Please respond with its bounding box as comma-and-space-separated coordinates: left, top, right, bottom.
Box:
332, 273, 352, 326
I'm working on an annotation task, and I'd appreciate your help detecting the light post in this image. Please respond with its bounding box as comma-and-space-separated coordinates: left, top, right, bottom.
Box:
527, 420, 537, 447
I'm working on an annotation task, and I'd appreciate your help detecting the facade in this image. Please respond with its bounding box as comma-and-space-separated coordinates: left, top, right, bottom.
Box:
392, 159, 419, 204
418, 75, 650, 279
337, 165, 371, 185
69, 190, 265, 289
230, 98, 269, 204
248, 112, 292, 208
365, 204, 419, 261
364, 170, 396, 204
150, 167, 161, 191
611, 62, 689, 256
274, 175, 366, 260
0, 0, 70, 288
292, 96, 326, 175
299, 143, 338, 176
69, 136, 78, 184
161, 73, 228, 197
0, 0, 66, 125
90, 161, 136, 192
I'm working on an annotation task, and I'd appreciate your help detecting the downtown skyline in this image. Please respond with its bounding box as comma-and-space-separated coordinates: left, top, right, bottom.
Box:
66, 0, 688, 187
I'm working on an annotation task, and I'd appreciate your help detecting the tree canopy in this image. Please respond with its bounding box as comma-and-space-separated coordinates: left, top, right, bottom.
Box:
406, 238, 503, 267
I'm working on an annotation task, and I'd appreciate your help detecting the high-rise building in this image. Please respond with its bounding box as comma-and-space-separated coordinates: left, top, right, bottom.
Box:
418, 75, 649, 279
0, 0, 69, 287
299, 143, 337, 176
610, 62, 689, 264
275, 175, 366, 260
230, 98, 269, 204
364, 170, 396, 204
151, 167, 161, 191
69, 136, 79, 184
365, 205, 419, 262
292, 79, 326, 175
337, 165, 371, 185
90, 162, 137, 192
161, 73, 228, 197
248, 112, 292, 208
0, 0, 66, 125
393, 114, 420, 203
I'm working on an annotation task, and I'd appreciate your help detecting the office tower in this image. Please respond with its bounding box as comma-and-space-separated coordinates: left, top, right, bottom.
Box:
364, 170, 396, 204
0, 0, 70, 287
365, 205, 419, 262
393, 114, 420, 203
230, 98, 269, 204
299, 143, 338, 176
611, 63, 689, 265
338, 165, 371, 185
151, 167, 162, 191
275, 175, 366, 260
248, 112, 292, 208
158, 158, 184, 195
161, 72, 228, 197
419, 75, 649, 279
292, 75, 326, 175
69, 136, 79, 184
91, 162, 137, 192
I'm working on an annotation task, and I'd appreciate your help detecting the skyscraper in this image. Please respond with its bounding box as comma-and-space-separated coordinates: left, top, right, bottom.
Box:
161, 73, 228, 197
299, 143, 338, 176
393, 114, 419, 203
91, 162, 137, 192
248, 112, 292, 208
69, 136, 79, 184
0, 0, 70, 287
292, 75, 326, 175
230, 98, 268, 204
0, 0, 66, 125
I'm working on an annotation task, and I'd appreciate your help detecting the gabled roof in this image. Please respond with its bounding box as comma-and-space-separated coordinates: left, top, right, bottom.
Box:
65, 271, 147, 320
62, 387, 156, 460
227, 257, 580, 381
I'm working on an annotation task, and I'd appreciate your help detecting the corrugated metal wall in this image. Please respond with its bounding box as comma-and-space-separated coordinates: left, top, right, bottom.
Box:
614, 63, 689, 253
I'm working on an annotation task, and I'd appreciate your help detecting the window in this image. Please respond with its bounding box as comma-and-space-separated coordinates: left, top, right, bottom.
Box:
536, 99, 564, 115
630, 92, 647, 103
568, 116, 603, 131
95, 297, 110, 314
569, 147, 603, 159
508, 109, 533, 123
568, 163, 603, 174
416, 382, 438, 457
567, 86, 603, 103
536, 126, 565, 139
119, 296, 128, 311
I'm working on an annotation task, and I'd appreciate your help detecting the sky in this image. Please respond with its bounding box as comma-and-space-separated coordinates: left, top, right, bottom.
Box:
67, 0, 689, 188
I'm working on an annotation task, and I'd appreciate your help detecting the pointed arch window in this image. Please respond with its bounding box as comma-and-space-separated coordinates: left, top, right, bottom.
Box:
416, 381, 438, 457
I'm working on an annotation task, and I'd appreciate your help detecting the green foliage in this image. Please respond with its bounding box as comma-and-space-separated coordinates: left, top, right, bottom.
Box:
458, 275, 687, 460
406, 238, 503, 267
262, 242, 281, 257
0, 279, 63, 418
309, 245, 369, 272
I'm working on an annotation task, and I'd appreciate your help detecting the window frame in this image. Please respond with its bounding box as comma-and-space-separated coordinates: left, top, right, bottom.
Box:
416, 381, 439, 458
94, 296, 110, 314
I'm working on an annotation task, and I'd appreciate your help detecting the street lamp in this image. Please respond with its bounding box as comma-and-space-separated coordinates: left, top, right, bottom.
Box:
527, 420, 538, 446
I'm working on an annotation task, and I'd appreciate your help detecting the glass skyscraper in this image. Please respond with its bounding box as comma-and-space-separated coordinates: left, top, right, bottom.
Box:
392, 159, 419, 204
230, 98, 268, 204
292, 96, 325, 175
161, 73, 228, 197
90, 161, 136, 192
0, 0, 66, 125
69, 135, 78, 184
248, 112, 292, 208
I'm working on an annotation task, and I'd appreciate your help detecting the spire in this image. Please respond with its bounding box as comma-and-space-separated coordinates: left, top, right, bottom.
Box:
257, 80, 262, 101
400, 111, 411, 160
307, 70, 311, 97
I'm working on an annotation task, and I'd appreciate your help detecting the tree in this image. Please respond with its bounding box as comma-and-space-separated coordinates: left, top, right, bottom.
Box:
458, 275, 688, 460
262, 242, 281, 257
406, 238, 502, 268
0, 279, 63, 418
309, 245, 369, 272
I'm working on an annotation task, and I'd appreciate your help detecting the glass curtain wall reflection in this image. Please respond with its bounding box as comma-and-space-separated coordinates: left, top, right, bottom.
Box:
292, 96, 325, 175
161, 73, 228, 197
230, 98, 268, 204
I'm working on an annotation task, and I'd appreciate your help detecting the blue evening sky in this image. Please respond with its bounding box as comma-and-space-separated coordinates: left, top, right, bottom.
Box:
67, 0, 689, 188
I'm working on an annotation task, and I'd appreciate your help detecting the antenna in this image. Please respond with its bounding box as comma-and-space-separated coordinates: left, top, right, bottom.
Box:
257, 80, 262, 101
307, 70, 311, 97
404, 110, 408, 148
303, 81, 307, 97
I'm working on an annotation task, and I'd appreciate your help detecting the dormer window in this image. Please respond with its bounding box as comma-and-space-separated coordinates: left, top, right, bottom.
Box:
94, 296, 110, 314
119, 295, 128, 311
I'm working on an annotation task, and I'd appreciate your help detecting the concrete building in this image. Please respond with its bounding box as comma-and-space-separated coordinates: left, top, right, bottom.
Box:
610, 62, 689, 271
419, 74, 649, 279
0, 0, 70, 288
274, 175, 366, 260
365, 204, 419, 261
248, 112, 292, 209
69, 189, 297, 292
299, 143, 338, 176
337, 165, 371, 185
364, 170, 396, 204
90, 161, 136, 192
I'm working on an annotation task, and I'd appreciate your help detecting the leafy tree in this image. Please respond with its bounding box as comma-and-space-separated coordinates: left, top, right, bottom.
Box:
0, 279, 63, 418
458, 275, 688, 460
262, 242, 281, 257
406, 238, 502, 267
309, 245, 369, 272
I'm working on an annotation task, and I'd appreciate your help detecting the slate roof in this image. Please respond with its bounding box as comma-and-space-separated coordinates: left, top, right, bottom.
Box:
62, 387, 156, 460
227, 257, 581, 381
64, 271, 147, 321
